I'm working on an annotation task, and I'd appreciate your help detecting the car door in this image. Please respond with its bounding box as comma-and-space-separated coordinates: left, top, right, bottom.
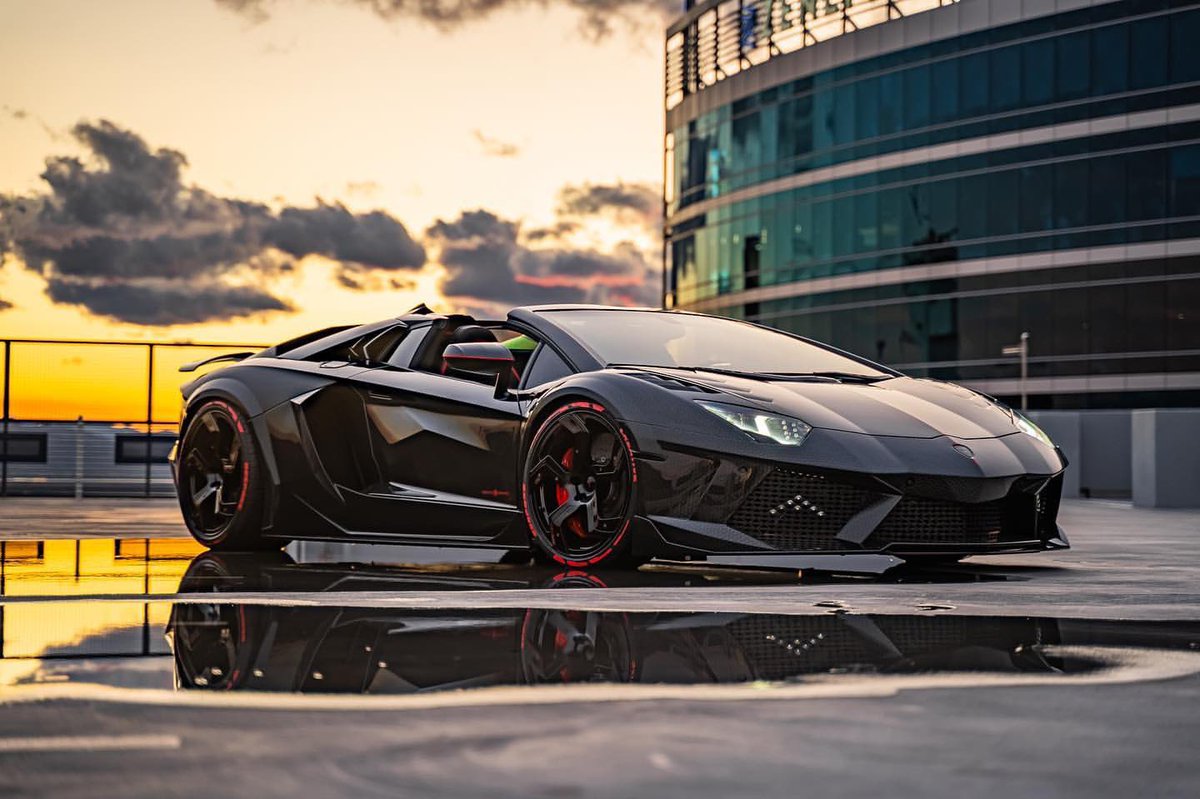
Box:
335, 324, 526, 542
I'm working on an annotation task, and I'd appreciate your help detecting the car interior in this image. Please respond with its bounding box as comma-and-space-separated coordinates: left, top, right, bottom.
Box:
413, 318, 541, 386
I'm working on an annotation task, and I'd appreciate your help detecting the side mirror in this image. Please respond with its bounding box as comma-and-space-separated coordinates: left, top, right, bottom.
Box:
442, 342, 516, 397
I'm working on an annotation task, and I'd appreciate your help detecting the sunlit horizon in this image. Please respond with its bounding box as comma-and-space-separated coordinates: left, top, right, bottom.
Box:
0, 0, 668, 351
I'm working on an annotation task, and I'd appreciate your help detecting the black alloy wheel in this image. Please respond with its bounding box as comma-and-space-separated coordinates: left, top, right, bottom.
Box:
169, 602, 249, 690
519, 608, 636, 685
176, 400, 271, 550
522, 402, 638, 568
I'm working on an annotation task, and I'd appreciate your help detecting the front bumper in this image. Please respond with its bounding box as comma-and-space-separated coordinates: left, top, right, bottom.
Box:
626, 426, 1068, 561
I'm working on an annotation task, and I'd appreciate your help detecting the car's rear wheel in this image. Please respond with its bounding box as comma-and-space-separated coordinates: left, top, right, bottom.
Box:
177, 400, 276, 551
522, 402, 640, 568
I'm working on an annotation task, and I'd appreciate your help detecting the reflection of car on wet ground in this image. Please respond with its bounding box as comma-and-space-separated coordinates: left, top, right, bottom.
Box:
168, 553, 1075, 694
164, 553, 1200, 696
171, 304, 1068, 568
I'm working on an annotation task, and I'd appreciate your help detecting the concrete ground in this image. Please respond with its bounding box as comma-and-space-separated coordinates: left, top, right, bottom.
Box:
0, 498, 1196, 798
1, 675, 1198, 799
0, 497, 184, 540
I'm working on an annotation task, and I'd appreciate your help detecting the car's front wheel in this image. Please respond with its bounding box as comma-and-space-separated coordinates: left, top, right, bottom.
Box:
176, 399, 276, 551
521, 401, 640, 568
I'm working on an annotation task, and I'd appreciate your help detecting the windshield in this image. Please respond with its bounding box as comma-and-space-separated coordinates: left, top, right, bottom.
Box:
541, 310, 889, 377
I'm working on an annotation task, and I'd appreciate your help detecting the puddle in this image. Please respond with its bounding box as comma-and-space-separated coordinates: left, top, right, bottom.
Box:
2, 597, 1197, 702
0, 539, 1022, 601
2, 544, 1196, 708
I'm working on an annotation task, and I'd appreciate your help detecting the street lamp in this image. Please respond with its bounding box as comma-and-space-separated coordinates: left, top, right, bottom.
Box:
1002, 332, 1030, 411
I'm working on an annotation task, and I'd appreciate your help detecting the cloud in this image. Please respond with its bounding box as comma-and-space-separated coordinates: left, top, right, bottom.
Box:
0, 119, 426, 325
473, 129, 521, 158
524, 220, 579, 242
344, 179, 381, 198
45, 279, 292, 325
426, 208, 659, 311
266, 204, 424, 269
213, 0, 678, 39
215, 0, 270, 23
556, 180, 661, 230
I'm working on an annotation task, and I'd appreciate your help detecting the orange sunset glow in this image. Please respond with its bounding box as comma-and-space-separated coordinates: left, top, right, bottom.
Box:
0, 0, 667, 423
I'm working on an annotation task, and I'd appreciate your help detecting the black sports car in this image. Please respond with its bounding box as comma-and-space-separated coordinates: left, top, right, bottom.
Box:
170, 304, 1068, 567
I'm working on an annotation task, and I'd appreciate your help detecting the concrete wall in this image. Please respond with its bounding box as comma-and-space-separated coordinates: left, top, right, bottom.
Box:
1028, 410, 1132, 500
1030, 409, 1200, 508
1132, 410, 1200, 509
1028, 412, 1082, 499
1079, 411, 1133, 499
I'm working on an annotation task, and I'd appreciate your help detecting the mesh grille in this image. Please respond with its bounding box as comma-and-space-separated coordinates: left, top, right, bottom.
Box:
727, 469, 1053, 550
727, 470, 872, 551
726, 615, 872, 680
726, 615, 1035, 681
870, 496, 1004, 546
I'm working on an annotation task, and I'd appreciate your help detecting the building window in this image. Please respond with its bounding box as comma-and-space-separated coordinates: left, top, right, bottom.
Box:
0, 433, 48, 463
115, 434, 176, 465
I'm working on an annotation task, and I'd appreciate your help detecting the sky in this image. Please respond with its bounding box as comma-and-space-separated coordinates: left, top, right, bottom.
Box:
0, 0, 672, 348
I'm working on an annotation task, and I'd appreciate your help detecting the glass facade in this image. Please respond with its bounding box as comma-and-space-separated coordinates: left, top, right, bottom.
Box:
665, 0, 1200, 409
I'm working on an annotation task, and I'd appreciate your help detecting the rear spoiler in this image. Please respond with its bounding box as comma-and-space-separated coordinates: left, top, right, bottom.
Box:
179, 352, 256, 373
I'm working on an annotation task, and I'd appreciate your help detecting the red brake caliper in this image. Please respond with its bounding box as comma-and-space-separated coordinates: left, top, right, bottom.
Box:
555, 448, 587, 539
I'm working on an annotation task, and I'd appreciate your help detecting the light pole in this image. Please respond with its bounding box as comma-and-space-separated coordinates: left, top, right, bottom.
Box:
1002, 332, 1030, 411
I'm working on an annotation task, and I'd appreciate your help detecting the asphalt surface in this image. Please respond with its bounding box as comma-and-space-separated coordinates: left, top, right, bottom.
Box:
1, 676, 1198, 799
0, 498, 1197, 798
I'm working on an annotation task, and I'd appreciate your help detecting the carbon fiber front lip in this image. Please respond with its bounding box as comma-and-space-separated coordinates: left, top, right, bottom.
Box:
635, 515, 1064, 560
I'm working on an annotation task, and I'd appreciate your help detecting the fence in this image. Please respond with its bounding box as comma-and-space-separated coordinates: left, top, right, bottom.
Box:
0, 339, 266, 498
666, 0, 960, 110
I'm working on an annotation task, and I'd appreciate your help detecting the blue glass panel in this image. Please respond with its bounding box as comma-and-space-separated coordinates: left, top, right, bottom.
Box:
1091, 23, 1129, 95
1130, 17, 1169, 90
1055, 31, 1090, 100
1170, 9, 1200, 83
1022, 38, 1055, 106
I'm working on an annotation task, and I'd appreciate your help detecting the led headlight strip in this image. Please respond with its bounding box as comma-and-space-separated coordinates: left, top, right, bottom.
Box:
697, 401, 812, 446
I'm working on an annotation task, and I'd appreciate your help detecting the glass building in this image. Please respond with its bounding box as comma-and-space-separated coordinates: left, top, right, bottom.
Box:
664, 0, 1200, 409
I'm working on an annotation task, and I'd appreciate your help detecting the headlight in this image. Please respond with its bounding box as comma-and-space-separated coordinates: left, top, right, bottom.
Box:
1013, 411, 1054, 448
698, 401, 812, 446
983, 394, 1055, 448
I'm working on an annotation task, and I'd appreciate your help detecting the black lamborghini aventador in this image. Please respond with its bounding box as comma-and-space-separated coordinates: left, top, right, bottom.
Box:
170, 304, 1068, 567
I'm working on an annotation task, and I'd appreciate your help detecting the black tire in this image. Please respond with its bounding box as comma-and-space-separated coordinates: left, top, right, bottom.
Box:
521, 401, 642, 569
177, 550, 295, 593
176, 399, 277, 551
169, 601, 258, 691
519, 608, 636, 684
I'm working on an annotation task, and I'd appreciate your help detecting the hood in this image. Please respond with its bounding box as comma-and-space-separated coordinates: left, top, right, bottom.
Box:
643, 370, 1020, 440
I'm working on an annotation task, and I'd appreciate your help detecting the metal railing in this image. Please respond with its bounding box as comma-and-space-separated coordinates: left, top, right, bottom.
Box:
0, 339, 266, 498
666, 0, 959, 110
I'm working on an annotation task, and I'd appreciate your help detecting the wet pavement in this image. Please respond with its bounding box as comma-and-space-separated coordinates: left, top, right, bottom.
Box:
0, 499, 1198, 797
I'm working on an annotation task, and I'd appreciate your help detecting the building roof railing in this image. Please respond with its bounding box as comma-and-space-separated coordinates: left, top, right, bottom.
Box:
666, 0, 959, 111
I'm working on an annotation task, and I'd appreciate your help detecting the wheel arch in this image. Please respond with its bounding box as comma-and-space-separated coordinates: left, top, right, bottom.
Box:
179, 381, 282, 524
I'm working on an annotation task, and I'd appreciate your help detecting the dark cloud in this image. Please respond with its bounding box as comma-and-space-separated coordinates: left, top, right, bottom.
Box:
267, 204, 424, 269
0, 119, 426, 325
213, 0, 676, 37
524, 219, 579, 242
214, 0, 677, 38
45, 279, 291, 325
473, 129, 520, 158
427, 208, 518, 243
556, 180, 661, 230
426, 209, 659, 310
